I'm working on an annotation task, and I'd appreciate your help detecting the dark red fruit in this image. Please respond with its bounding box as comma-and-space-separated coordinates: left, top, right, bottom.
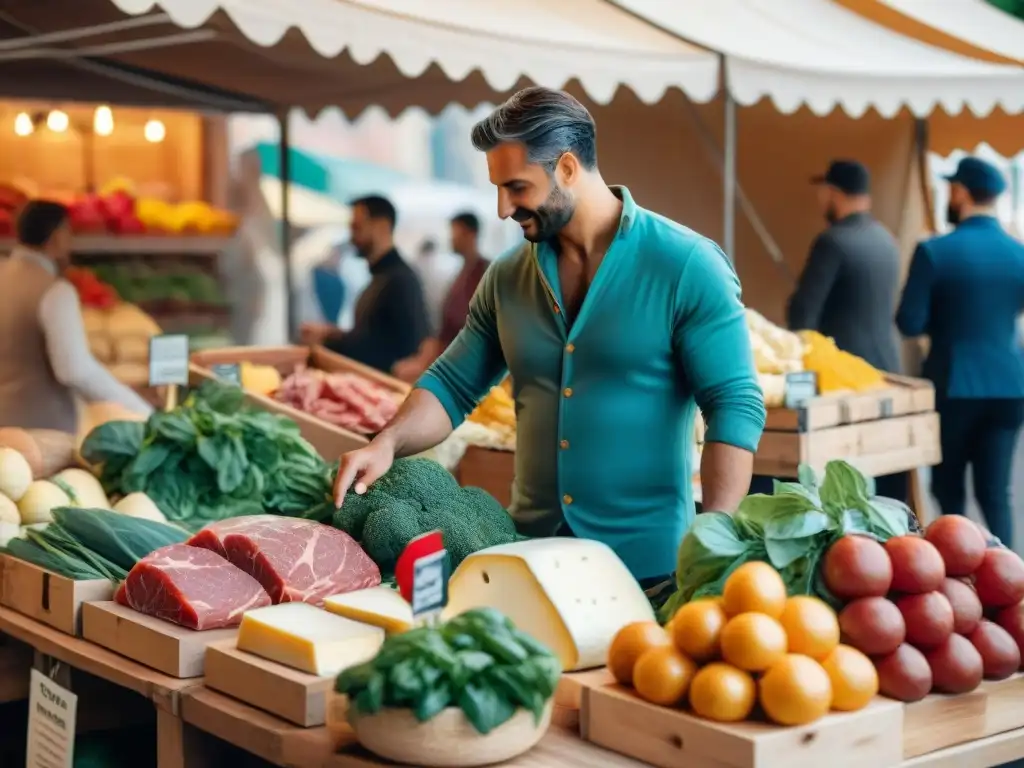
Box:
924, 516, 987, 577
875, 644, 933, 702
968, 620, 1020, 680
822, 535, 893, 599
885, 536, 945, 594
974, 549, 1024, 609
896, 592, 955, 649
939, 578, 983, 635
994, 602, 1024, 670
838, 596, 906, 656
925, 634, 984, 694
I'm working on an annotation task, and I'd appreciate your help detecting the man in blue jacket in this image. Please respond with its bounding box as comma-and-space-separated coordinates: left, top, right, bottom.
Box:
897, 157, 1024, 547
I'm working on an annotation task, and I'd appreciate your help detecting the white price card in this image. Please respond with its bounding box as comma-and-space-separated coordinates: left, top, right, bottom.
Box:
148, 334, 190, 386
411, 550, 448, 624
26, 668, 77, 768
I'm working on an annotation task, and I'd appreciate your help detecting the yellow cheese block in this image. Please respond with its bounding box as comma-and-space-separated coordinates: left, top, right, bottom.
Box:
237, 603, 385, 677
446, 538, 656, 672
323, 586, 413, 634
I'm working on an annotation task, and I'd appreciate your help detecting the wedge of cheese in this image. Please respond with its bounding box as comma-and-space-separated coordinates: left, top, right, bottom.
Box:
446, 538, 655, 672
323, 586, 413, 634
237, 603, 385, 677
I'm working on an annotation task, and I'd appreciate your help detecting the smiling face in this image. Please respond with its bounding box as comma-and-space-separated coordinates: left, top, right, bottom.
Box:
486, 142, 576, 243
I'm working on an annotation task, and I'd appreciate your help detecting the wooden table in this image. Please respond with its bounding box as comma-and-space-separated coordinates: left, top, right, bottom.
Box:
0, 607, 202, 768
180, 686, 647, 768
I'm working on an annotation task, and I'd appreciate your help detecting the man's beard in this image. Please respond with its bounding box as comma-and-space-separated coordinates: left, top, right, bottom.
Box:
511, 183, 575, 243
946, 203, 962, 226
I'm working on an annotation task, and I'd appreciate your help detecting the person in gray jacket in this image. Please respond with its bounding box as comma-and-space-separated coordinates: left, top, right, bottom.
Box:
787, 160, 905, 501
788, 160, 902, 374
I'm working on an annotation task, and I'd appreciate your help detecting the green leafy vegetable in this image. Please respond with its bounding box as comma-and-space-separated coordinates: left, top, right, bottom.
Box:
80, 381, 336, 528
335, 608, 560, 735
659, 460, 915, 621
1, 507, 189, 581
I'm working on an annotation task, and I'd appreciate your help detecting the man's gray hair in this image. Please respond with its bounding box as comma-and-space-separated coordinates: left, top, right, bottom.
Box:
471, 87, 597, 171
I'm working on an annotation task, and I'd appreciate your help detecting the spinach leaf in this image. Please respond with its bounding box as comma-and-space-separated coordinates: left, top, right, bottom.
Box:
414, 682, 451, 722
458, 681, 516, 735
764, 510, 832, 541
765, 535, 818, 570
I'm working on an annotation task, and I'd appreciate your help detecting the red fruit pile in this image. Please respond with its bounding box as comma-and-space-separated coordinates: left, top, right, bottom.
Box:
65, 267, 119, 310
821, 516, 1024, 702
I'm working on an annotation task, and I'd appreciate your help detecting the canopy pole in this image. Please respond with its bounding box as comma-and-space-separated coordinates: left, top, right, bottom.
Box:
722, 55, 737, 261
279, 112, 296, 341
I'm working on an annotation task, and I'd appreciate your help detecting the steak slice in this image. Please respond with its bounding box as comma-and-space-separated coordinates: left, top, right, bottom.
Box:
188, 515, 381, 605
117, 543, 271, 630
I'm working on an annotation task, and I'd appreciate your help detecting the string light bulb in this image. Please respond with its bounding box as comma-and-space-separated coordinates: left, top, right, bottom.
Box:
93, 106, 114, 136
46, 110, 69, 133
143, 119, 165, 143
14, 113, 33, 137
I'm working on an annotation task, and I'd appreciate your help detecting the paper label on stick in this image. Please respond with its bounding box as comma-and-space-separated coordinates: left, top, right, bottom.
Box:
26, 668, 77, 768
148, 334, 190, 386
411, 550, 448, 623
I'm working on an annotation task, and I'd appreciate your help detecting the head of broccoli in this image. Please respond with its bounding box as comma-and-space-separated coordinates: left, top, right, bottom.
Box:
333, 457, 520, 574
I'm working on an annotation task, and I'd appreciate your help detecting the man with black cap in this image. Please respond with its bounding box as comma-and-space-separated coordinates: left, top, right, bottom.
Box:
788, 160, 902, 375
897, 156, 1024, 547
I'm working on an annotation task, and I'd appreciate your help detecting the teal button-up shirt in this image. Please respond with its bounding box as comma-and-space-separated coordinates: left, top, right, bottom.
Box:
417, 187, 766, 579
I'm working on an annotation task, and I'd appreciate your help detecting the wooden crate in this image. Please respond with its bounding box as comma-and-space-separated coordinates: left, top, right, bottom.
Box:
903, 674, 1024, 759
456, 445, 515, 506
756, 375, 941, 477
0, 556, 114, 637
583, 684, 903, 768
190, 344, 409, 460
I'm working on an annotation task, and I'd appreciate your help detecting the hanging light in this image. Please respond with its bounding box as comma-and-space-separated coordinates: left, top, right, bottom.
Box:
143, 119, 165, 143
93, 106, 114, 136
46, 110, 69, 133
14, 112, 33, 137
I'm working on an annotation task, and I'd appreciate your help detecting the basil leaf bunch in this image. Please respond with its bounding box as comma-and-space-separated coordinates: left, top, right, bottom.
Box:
336, 608, 561, 736
660, 459, 916, 621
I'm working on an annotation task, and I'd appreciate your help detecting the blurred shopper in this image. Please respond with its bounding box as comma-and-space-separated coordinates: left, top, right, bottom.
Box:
0, 201, 152, 431
393, 212, 490, 383
311, 242, 347, 325
788, 160, 902, 373
788, 159, 906, 502
300, 196, 428, 373
333, 87, 765, 591
897, 157, 1024, 547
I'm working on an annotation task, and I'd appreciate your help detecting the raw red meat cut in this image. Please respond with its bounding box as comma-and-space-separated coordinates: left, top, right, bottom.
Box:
274, 367, 399, 434
187, 515, 381, 605
117, 544, 271, 630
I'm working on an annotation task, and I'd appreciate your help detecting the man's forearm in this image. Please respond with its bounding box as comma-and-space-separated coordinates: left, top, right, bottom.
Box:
375, 389, 456, 458
699, 441, 754, 513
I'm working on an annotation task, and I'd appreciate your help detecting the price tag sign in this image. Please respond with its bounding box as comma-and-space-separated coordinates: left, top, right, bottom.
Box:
210, 363, 242, 386
148, 334, 190, 387
394, 530, 448, 625
784, 371, 818, 410
26, 668, 77, 768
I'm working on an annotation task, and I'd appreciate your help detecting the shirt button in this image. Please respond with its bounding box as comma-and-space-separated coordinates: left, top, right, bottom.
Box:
553, 304, 561, 314
565, 343, 575, 353
559, 439, 569, 449
563, 494, 573, 505
563, 387, 573, 398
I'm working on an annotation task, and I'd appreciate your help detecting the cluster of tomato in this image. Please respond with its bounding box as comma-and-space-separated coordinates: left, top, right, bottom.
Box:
65, 267, 119, 310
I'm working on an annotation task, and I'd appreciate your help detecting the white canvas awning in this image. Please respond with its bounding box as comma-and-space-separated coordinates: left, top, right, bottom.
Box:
65, 0, 719, 111
612, 0, 1024, 118
835, 0, 1024, 65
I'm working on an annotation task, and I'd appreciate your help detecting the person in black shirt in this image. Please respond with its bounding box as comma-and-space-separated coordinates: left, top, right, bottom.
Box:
300, 195, 429, 373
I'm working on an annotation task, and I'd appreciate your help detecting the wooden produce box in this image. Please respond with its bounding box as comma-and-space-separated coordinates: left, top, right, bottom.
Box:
582, 684, 903, 768
204, 640, 334, 727
190, 344, 409, 460
82, 601, 236, 678
755, 375, 940, 477
0, 556, 114, 637
456, 445, 515, 507
903, 674, 1024, 760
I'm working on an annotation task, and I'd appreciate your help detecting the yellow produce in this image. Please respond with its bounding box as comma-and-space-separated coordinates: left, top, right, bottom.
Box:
688, 663, 756, 723
670, 599, 726, 662
779, 596, 840, 661
633, 646, 697, 706
746, 309, 804, 375
799, 330, 886, 393
468, 383, 515, 430
0, 447, 33, 502
821, 645, 878, 711
722, 561, 787, 619
720, 613, 787, 673
240, 362, 283, 396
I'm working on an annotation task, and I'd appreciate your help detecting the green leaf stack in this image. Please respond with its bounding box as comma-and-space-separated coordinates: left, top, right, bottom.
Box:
335, 608, 561, 736
659, 460, 919, 621
80, 380, 336, 528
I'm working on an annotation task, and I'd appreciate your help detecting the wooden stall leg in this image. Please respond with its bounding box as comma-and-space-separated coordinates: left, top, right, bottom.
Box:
158, 708, 214, 768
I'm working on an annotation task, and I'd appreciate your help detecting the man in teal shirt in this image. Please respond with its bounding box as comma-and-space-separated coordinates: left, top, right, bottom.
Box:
335, 87, 766, 585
